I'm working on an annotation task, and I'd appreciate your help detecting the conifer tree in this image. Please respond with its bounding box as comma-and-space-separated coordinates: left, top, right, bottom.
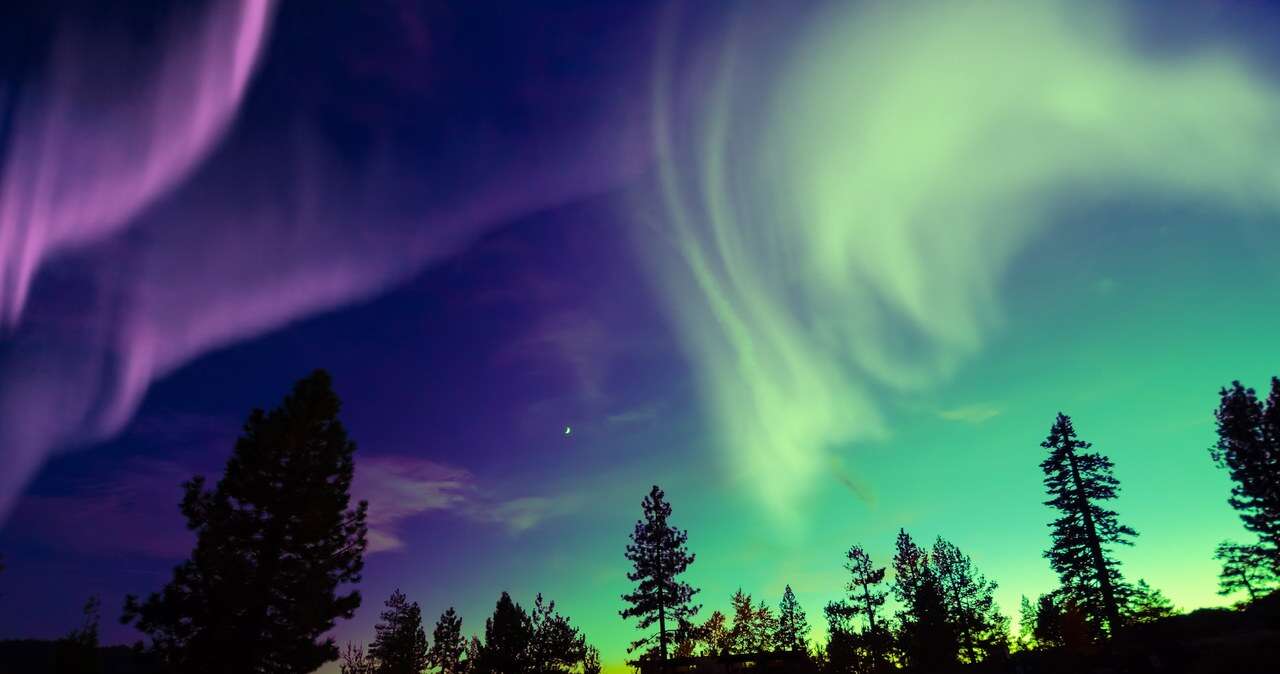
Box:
1212, 380, 1280, 570
840, 544, 891, 672
1015, 597, 1036, 652
340, 643, 376, 674
697, 610, 732, 656
582, 646, 601, 674
479, 592, 533, 674
368, 589, 429, 674
1214, 541, 1277, 603
123, 370, 368, 673
1039, 413, 1135, 637
464, 637, 483, 674
891, 530, 957, 672
822, 602, 859, 674
56, 595, 103, 674
621, 485, 700, 663
775, 585, 810, 654
1030, 593, 1064, 649
1122, 580, 1176, 624
931, 537, 1006, 663
429, 607, 466, 674
527, 593, 587, 674
728, 589, 760, 654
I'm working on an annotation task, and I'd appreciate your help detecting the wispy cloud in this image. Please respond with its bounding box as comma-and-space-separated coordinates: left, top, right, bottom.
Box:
937, 403, 1003, 425
606, 402, 664, 426
12, 454, 570, 559
353, 455, 574, 553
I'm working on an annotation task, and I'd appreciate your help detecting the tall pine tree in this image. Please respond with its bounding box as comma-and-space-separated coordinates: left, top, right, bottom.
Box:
429, 607, 466, 674
1039, 413, 1135, 637
931, 537, 1006, 663
842, 544, 890, 672
621, 485, 700, 664
368, 589, 429, 674
123, 370, 368, 673
526, 593, 587, 674
478, 592, 533, 674
1212, 379, 1280, 571
774, 585, 810, 654
891, 530, 957, 672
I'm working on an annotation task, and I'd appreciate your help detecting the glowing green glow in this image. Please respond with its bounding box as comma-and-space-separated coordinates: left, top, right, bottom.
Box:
646, 0, 1280, 519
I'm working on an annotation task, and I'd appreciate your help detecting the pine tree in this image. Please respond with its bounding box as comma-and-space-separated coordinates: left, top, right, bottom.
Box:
775, 585, 810, 654
369, 590, 429, 674
697, 610, 731, 656
1039, 413, 1135, 637
340, 643, 376, 674
1030, 593, 1064, 649
842, 544, 890, 672
1212, 380, 1280, 570
527, 593, 587, 674
822, 602, 860, 674
1122, 580, 1176, 623
56, 595, 103, 674
123, 370, 369, 673
478, 592, 533, 674
429, 608, 466, 674
891, 530, 957, 672
620, 485, 700, 663
464, 636, 483, 674
729, 589, 759, 654
1015, 597, 1036, 652
1214, 541, 1277, 603
582, 646, 601, 674
931, 537, 1006, 663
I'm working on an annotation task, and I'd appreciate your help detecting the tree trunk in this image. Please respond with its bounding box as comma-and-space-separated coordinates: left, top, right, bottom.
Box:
1067, 449, 1121, 633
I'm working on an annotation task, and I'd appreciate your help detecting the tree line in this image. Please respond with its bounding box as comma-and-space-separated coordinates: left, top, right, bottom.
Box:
335, 590, 600, 674
4, 370, 1275, 672
618, 381, 1280, 672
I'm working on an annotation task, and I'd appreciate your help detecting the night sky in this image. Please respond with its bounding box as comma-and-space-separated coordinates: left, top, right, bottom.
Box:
2, 1, 1280, 672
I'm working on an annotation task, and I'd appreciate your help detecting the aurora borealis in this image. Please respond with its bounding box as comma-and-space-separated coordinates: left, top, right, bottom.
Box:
2, 1, 1280, 672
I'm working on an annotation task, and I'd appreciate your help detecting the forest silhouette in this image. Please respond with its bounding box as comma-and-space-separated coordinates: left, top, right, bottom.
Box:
1, 371, 1278, 674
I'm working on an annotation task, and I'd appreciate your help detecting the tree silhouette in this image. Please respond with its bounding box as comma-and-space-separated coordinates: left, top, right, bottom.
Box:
724, 589, 775, 654
472, 592, 588, 674
1039, 413, 1135, 637
429, 607, 466, 674
1214, 541, 1277, 603
56, 595, 103, 674
841, 544, 891, 672
696, 610, 732, 656
478, 592, 533, 674
1122, 579, 1176, 623
775, 585, 809, 654
582, 646, 601, 674
123, 370, 368, 673
822, 601, 860, 674
465, 636, 483, 674
621, 485, 700, 664
1028, 593, 1064, 649
369, 589, 429, 674
891, 529, 957, 672
1212, 380, 1280, 571
527, 593, 587, 674
931, 537, 1006, 663
341, 642, 376, 674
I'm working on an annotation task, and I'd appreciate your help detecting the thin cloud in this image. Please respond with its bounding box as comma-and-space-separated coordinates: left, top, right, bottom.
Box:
938, 404, 1003, 425
353, 455, 574, 553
